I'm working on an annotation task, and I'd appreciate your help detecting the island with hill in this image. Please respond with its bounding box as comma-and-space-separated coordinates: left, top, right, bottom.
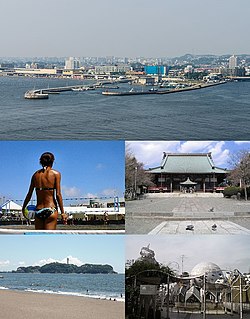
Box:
12, 262, 117, 274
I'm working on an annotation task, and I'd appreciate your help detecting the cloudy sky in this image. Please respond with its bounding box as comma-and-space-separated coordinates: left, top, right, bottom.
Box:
126, 235, 250, 274
1, 0, 249, 57
0, 234, 125, 273
126, 141, 250, 169
0, 141, 124, 204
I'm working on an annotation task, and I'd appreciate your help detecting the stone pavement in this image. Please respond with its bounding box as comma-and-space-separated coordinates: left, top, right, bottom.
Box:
159, 313, 246, 319
126, 195, 250, 234
148, 220, 250, 235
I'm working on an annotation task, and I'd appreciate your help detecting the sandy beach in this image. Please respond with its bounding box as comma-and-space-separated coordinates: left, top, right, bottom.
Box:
0, 290, 125, 319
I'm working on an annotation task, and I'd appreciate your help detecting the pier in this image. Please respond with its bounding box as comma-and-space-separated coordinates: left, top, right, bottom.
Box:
24, 80, 123, 98
102, 81, 227, 96
25, 80, 227, 99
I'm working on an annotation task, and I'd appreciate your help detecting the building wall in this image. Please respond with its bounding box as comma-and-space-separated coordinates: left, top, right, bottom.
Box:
94, 64, 131, 74
229, 55, 238, 69
150, 173, 225, 192
144, 65, 167, 76
14, 68, 58, 75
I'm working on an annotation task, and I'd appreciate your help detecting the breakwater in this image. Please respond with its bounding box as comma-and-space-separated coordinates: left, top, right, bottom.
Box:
25, 80, 227, 97
102, 81, 227, 96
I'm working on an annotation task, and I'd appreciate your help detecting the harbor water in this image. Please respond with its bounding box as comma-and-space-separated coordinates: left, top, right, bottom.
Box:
0, 272, 125, 301
0, 76, 249, 140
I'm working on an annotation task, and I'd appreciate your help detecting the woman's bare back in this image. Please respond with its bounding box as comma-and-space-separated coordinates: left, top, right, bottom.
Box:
33, 168, 59, 209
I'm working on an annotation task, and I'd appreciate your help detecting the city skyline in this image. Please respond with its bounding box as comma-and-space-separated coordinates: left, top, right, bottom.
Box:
0, 141, 125, 204
1, 53, 250, 61
1, 0, 249, 57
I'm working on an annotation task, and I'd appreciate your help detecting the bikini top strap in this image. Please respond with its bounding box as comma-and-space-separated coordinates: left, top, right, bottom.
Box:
36, 187, 55, 191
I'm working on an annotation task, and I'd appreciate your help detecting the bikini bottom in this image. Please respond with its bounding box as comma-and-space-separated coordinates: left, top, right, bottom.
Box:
35, 207, 57, 220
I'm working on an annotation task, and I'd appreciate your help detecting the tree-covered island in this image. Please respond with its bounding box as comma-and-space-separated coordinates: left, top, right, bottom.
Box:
12, 262, 117, 274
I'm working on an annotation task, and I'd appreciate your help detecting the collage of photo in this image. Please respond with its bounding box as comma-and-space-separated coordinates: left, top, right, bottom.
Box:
1, 1, 250, 319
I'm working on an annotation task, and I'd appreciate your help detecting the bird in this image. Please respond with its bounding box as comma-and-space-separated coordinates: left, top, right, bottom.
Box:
212, 224, 217, 230
186, 224, 194, 231
208, 207, 214, 212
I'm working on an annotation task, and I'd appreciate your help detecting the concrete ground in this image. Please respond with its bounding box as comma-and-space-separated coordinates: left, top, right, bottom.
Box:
126, 195, 250, 234
159, 313, 249, 319
127, 310, 249, 319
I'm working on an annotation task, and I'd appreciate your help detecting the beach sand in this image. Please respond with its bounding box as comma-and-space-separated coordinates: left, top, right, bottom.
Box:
0, 290, 125, 319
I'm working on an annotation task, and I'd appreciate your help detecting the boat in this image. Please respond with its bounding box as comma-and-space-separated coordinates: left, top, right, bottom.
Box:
71, 86, 95, 92
24, 90, 49, 99
71, 87, 84, 91
101, 85, 119, 90
149, 87, 158, 92
102, 87, 159, 96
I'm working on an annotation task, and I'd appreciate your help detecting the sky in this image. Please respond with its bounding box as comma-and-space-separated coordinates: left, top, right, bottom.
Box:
0, 234, 125, 273
126, 141, 250, 170
126, 235, 250, 274
1, 0, 249, 57
0, 141, 124, 205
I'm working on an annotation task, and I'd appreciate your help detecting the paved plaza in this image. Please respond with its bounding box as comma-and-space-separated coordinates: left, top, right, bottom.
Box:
158, 313, 249, 319
126, 194, 250, 234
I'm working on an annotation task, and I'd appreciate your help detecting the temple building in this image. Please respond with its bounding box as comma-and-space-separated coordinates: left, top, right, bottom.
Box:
147, 152, 228, 193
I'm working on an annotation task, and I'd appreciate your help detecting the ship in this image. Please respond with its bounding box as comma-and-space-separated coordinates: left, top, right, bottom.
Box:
24, 90, 49, 99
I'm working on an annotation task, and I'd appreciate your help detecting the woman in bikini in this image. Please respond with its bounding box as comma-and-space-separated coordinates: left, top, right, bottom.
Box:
22, 152, 68, 230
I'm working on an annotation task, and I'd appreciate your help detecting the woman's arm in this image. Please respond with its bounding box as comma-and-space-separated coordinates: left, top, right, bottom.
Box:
22, 175, 35, 216
55, 171, 68, 223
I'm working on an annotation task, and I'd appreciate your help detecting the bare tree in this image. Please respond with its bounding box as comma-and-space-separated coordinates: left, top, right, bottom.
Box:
125, 147, 154, 199
229, 150, 250, 200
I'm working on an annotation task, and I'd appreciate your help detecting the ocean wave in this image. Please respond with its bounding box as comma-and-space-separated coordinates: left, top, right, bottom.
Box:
24, 288, 125, 302
0, 286, 9, 290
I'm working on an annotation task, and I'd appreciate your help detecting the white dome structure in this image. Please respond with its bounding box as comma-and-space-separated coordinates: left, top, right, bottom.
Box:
191, 262, 225, 286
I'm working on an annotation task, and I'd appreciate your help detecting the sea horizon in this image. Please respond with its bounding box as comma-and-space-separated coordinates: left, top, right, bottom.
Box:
0, 272, 125, 301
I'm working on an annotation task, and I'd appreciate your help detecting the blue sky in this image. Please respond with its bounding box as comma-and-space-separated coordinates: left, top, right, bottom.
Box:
0, 0, 249, 57
126, 235, 250, 274
0, 141, 124, 205
126, 141, 250, 170
0, 234, 125, 273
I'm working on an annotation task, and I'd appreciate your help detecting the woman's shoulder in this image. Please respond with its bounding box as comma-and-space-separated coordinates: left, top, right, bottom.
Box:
33, 169, 44, 176
51, 169, 61, 176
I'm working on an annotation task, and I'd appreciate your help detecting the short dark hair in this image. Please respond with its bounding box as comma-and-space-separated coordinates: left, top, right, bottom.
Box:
40, 152, 55, 167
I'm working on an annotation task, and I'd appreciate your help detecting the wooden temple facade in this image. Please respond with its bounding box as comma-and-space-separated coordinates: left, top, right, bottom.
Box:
147, 153, 228, 193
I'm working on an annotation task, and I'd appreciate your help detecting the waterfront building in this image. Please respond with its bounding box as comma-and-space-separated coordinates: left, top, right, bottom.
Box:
13, 68, 62, 77
219, 65, 246, 77
184, 65, 194, 73
137, 76, 156, 86
144, 65, 168, 76
229, 55, 238, 69
65, 57, 80, 70
147, 153, 228, 193
94, 64, 131, 75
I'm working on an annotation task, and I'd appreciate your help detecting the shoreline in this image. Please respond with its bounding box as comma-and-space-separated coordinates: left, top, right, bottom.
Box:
0, 287, 125, 302
0, 289, 125, 319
